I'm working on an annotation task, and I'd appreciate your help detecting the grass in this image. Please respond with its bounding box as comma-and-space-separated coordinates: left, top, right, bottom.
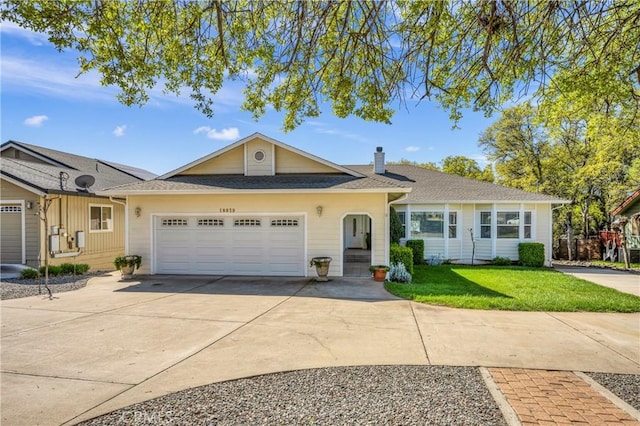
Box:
590, 260, 640, 270
385, 265, 640, 312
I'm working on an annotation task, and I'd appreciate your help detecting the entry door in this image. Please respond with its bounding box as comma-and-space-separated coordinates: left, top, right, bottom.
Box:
345, 215, 365, 248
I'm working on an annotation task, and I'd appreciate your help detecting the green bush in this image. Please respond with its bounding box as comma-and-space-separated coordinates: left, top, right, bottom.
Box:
59, 263, 90, 275
39, 265, 62, 276
389, 207, 403, 245
518, 242, 545, 267
406, 240, 425, 265
20, 268, 39, 279
492, 256, 512, 266
390, 244, 414, 274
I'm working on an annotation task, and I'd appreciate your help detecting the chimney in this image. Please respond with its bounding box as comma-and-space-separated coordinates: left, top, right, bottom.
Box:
374, 146, 385, 174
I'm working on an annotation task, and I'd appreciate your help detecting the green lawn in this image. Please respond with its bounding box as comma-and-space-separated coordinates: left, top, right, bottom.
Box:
385, 265, 640, 312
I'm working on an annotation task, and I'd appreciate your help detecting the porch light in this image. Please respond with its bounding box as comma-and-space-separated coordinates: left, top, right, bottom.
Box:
316, 205, 323, 217
135, 207, 141, 218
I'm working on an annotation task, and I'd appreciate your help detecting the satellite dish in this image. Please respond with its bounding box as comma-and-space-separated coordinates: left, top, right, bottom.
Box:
75, 174, 95, 190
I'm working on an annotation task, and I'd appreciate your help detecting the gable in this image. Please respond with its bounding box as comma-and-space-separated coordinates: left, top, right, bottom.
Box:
163, 133, 363, 178
1, 147, 51, 166
180, 146, 244, 175
275, 146, 342, 174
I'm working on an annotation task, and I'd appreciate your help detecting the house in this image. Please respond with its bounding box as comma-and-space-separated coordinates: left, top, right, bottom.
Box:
611, 188, 640, 263
100, 133, 566, 277
0, 141, 156, 270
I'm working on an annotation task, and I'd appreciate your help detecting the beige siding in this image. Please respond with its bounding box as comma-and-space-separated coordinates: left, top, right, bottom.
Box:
1, 180, 40, 266
128, 192, 388, 276
43, 195, 126, 270
245, 139, 274, 176
275, 146, 340, 174
180, 146, 244, 175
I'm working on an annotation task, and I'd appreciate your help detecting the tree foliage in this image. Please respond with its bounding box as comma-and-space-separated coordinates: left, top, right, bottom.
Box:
2, 0, 639, 130
441, 155, 494, 182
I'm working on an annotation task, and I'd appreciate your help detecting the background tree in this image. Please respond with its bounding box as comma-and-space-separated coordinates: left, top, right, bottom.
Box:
2, 1, 638, 130
390, 207, 404, 245
441, 155, 494, 182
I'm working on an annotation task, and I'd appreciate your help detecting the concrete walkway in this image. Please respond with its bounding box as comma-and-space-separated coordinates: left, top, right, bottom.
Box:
1, 271, 638, 425
555, 266, 640, 296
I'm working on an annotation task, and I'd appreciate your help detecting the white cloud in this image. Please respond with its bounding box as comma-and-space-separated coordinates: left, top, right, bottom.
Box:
405, 146, 420, 152
193, 126, 240, 141
23, 115, 48, 127
0, 21, 49, 45
113, 125, 126, 137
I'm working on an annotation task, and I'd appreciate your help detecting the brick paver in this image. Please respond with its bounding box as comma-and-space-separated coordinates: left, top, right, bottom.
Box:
489, 368, 639, 425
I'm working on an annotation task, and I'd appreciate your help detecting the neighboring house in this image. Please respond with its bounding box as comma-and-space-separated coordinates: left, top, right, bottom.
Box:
611, 188, 640, 263
101, 133, 566, 277
0, 141, 156, 270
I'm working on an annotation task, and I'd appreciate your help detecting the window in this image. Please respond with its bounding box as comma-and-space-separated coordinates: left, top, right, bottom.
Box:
253, 150, 265, 162
198, 218, 224, 227
90, 205, 113, 231
271, 219, 298, 227
411, 212, 444, 238
161, 218, 188, 227
1, 206, 21, 213
497, 212, 520, 238
448, 212, 457, 238
480, 212, 491, 238
397, 211, 406, 238
234, 218, 261, 227
524, 212, 532, 239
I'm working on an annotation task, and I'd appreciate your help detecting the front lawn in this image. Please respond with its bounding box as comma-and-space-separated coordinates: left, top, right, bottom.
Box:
385, 265, 640, 312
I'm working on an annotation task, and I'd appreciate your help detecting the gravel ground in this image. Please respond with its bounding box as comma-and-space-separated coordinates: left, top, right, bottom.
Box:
0, 273, 102, 300
80, 366, 507, 426
587, 372, 640, 410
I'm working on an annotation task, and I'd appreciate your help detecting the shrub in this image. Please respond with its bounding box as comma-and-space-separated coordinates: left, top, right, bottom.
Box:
518, 242, 545, 267
428, 254, 444, 266
20, 268, 39, 279
492, 256, 512, 266
406, 240, 425, 265
388, 262, 412, 283
59, 263, 90, 275
390, 207, 403, 245
39, 265, 62, 276
390, 244, 414, 274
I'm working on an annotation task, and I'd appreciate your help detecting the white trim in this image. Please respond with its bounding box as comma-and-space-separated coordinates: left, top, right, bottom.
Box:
271, 144, 276, 175
158, 132, 365, 179
150, 211, 307, 275
243, 143, 248, 175
0, 199, 26, 264
491, 204, 497, 258
1, 175, 46, 197
444, 204, 450, 256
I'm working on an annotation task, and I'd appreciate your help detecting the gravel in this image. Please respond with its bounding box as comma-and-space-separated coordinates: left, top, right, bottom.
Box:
80, 366, 507, 426
0, 273, 101, 300
587, 372, 640, 410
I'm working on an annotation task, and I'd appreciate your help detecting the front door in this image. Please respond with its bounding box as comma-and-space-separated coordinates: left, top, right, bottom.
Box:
345, 215, 365, 248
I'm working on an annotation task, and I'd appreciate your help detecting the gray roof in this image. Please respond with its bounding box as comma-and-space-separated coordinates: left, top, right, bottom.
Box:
103, 173, 409, 193
1, 141, 149, 195
347, 165, 568, 203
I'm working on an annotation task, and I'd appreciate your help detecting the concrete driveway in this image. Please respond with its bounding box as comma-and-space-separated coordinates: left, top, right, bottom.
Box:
1, 271, 639, 425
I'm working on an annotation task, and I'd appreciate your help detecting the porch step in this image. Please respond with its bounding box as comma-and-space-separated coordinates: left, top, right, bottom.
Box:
344, 249, 371, 263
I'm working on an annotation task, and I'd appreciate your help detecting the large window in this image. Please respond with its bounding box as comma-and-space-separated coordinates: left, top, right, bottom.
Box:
90, 205, 113, 231
480, 211, 533, 239
411, 212, 444, 238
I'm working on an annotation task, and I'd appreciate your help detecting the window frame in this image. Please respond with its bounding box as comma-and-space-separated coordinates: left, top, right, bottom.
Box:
496, 211, 520, 239
410, 211, 445, 239
89, 204, 114, 233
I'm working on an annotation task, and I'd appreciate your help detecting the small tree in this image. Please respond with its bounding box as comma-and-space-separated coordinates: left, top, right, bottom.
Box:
390, 207, 403, 245
36, 197, 56, 299
468, 228, 476, 265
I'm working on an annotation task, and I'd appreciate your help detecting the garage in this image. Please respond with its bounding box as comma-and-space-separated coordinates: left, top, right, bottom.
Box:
0, 204, 23, 264
154, 215, 305, 276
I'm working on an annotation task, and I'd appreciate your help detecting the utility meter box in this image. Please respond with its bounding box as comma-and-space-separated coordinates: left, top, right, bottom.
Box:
76, 231, 85, 248
49, 234, 60, 252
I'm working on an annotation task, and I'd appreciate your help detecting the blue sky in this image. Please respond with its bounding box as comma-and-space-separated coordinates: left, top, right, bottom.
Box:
1, 21, 496, 176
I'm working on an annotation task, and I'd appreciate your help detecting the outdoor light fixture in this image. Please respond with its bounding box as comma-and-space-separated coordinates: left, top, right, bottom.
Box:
25, 201, 32, 209
316, 205, 323, 217
135, 207, 141, 218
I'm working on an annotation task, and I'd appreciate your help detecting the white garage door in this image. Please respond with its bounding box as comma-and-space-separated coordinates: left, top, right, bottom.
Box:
1, 205, 23, 264
155, 216, 304, 276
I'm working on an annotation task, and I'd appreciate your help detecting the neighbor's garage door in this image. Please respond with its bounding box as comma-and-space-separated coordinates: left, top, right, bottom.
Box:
0, 205, 23, 263
155, 216, 304, 275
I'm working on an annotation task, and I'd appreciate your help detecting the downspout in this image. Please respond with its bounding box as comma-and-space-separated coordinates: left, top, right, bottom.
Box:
110, 196, 128, 254
388, 193, 409, 265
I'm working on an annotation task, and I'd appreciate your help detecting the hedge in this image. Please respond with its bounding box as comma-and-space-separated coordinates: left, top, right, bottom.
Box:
390, 244, 414, 274
518, 242, 545, 267
406, 240, 425, 265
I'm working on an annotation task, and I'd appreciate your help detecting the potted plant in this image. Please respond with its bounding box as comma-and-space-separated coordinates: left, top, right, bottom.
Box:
369, 265, 389, 282
114, 255, 142, 279
310, 256, 332, 282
